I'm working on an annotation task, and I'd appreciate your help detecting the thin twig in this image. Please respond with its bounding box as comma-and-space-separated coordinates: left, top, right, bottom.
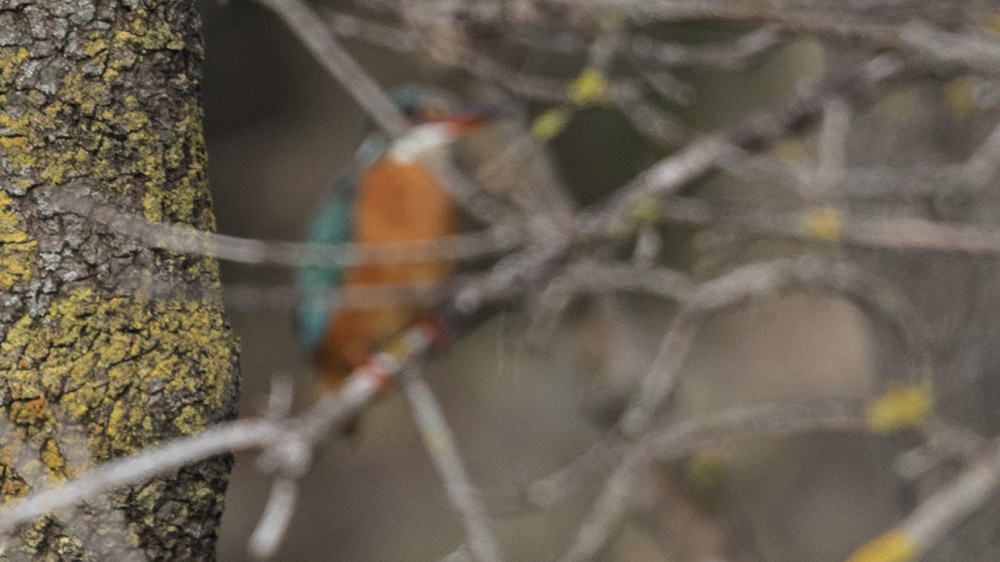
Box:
549, 261, 694, 300
618, 311, 701, 437
223, 281, 440, 312
626, 61, 695, 106
482, 440, 626, 518
582, 53, 908, 238
617, 256, 931, 436
322, 8, 423, 52
537, 0, 978, 50
253, 0, 409, 137
646, 193, 1000, 257
50, 189, 519, 268
248, 477, 299, 558
895, 421, 990, 481
628, 26, 780, 70
852, 435, 1000, 562
905, 437, 1000, 548
612, 93, 688, 145
809, 98, 850, 200
561, 399, 867, 562
963, 117, 1000, 188
0, 420, 279, 534
401, 371, 503, 562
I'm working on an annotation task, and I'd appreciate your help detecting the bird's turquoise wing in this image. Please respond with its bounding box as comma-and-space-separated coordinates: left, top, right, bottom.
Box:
296, 135, 388, 352
296, 171, 358, 352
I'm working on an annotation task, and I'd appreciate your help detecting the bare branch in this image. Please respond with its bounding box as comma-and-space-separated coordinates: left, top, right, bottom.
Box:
562, 399, 868, 562
809, 98, 850, 200
248, 477, 300, 559
900, 23, 1000, 78
963, 117, 1000, 188
643, 193, 1000, 257
0, 420, 278, 535
628, 26, 781, 70
322, 8, 423, 52
619, 255, 931, 436
482, 441, 625, 518
49, 189, 519, 269
253, 0, 409, 137
402, 371, 503, 562
618, 312, 701, 437
582, 53, 908, 238
895, 421, 991, 481
854, 436, 1000, 561
223, 281, 441, 312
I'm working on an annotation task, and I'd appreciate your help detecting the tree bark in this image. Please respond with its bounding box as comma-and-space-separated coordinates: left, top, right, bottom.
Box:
0, 0, 239, 560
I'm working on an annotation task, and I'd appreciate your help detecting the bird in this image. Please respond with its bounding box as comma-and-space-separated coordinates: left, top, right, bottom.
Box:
297, 84, 496, 393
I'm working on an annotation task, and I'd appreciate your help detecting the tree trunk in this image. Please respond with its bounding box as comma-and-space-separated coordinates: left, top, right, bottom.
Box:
0, 0, 239, 560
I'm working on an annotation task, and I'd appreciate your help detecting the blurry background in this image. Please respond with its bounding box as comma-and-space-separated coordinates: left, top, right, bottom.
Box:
193, 1, 998, 560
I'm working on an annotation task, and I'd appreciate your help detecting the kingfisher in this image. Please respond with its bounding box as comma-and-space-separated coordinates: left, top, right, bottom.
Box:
297, 85, 496, 392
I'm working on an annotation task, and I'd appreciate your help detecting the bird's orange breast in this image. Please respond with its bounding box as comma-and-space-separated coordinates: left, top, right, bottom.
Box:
316, 160, 457, 389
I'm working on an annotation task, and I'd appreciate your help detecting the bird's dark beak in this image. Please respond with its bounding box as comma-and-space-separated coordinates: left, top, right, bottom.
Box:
432, 103, 508, 136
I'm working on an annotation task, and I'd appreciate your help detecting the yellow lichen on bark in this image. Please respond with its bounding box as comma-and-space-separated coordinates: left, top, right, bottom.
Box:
0, 287, 236, 459
0, 47, 29, 89
0, 191, 36, 290
141, 102, 214, 228
1, 7, 209, 226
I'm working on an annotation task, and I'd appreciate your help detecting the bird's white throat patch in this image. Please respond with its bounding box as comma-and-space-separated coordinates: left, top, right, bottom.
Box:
387, 123, 453, 163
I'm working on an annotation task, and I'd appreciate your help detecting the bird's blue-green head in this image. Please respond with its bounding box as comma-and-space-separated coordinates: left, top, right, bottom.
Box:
363, 84, 504, 138
390, 84, 455, 121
